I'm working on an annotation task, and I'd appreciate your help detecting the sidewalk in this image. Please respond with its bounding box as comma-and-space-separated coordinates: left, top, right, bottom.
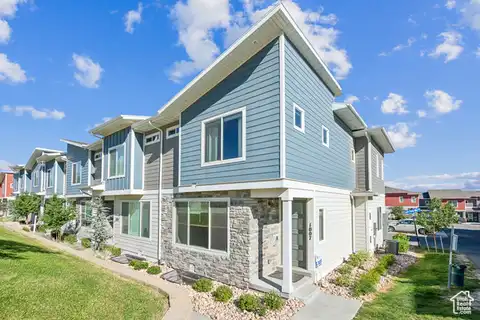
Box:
1, 222, 193, 320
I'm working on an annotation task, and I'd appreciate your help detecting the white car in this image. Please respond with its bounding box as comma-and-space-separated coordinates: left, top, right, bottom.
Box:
388, 219, 426, 235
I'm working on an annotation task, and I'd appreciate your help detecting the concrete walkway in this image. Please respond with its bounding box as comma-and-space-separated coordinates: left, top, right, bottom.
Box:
292, 291, 362, 320
1, 222, 193, 320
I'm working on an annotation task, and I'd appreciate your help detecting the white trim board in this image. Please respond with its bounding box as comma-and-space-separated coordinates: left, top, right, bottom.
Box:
279, 33, 286, 178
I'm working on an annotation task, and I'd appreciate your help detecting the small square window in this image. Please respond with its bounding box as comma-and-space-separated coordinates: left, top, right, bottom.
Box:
145, 133, 160, 146
166, 125, 179, 139
399, 196, 404, 203
322, 126, 329, 147
293, 104, 305, 133
411, 196, 417, 203
94, 152, 102, 161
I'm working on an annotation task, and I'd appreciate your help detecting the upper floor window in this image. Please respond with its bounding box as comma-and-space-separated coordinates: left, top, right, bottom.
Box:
351, 148, 355, 163
108, 144, 125, 178
166, 125, 179, 139
449, 200, 458, 208
145, 132, 160, 146
293, 104, 305, 133
322, 126, 329, 147
201, 108, 246, 166
71, 162, 81, 185
411, 196, 417, 203
33, 171, 39, 187
121, 201, 150, 238
94, 152, 102, 161
47, 169, 53, 188
399, 196, 404, 203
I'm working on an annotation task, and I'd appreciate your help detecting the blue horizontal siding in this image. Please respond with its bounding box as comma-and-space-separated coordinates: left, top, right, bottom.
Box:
285, 38, 354, 190
104, 128, 130, 191
66, 144, 89, 196
180, 39, 281, 186
56, 162, 65, 195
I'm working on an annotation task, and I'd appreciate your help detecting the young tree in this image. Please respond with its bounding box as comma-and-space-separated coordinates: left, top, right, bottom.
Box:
391, 206, 405, 220
0, 199, 8, 217
90, 196, 112, 251
10, 193, 41, 221
43, 195, 77, 241
416, 198, 458, 251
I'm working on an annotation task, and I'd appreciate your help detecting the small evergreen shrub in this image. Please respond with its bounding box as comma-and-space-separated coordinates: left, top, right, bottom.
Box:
337, 263, 354, 275
81, 238, 91, 249
257, 305, 267, 316
64, 234, 77, 244
212, 285, 233, 302
105, 245, 121, 257
334, 273, 353, 287
353, 269, 381, 296
146, 266, 162, 275
22, 226, 30, 232
393, 233, 410, 253
348, 250, 370, 268
192, 278, 213, 292
375, 254, 396, 275
263, 291, 284, 310
134, 261, 149, 270
237, 294, 260, 312
37, 225, 46, 233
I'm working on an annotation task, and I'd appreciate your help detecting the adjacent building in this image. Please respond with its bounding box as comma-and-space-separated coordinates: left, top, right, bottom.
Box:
0, 169, 14, 199
385, 186, 421, 212
420, 189, 480, 222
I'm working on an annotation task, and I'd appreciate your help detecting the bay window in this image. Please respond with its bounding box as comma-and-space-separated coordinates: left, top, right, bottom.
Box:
108, 144, 125, 178
121, 201, 150, 238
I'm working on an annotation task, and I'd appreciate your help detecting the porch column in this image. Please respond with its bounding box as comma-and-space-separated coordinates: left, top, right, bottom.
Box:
282, 199, 293, 294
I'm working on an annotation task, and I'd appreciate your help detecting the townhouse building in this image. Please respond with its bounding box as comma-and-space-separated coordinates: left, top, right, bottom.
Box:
0, 169, 14, 199
385, 186, 421, 212
420, 189, 480, 222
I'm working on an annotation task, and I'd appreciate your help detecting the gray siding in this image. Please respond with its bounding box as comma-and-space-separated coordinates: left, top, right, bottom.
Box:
144, 130, 161, 191
56, 162, 65, 195
13, 172, 19, 192
133, 132, 144, 189
45, 160, 55, 196
285, 38, 354, 190
354, 137, 368, 191
31, 163, 43, 193
104, 128, 130, 191
25, 171, 31, 193
371, 140, 384, 194
66, 144, 89, 196
354, 197, 367, 251
180, 39, 281, 186
162, 123, 179, 189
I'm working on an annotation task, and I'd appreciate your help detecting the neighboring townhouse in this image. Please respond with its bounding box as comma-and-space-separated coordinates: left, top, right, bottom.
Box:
10, 164, 29, 195
385, 186, 421, 212
420, 189, 480, 222
0, 169, 14, 199
125, 3, 395, 297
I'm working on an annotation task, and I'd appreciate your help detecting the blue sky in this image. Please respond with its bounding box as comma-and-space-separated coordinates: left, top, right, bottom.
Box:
0, 0, 479, 190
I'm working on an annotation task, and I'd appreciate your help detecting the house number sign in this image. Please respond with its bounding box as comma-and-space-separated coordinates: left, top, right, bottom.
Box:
308, 223, 312, 240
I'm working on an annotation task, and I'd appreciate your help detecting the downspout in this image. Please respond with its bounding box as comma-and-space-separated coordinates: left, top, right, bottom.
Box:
365, 132, 372, 192
148, 121, 163, 263
350, 194, 355, 252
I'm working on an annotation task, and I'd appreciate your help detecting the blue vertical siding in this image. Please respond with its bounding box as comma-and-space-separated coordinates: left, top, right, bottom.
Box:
180, 39, 281, 186
104, 127, 130, 191
56, 162, 65, 195
133, 132, 144, 189
45, 160, 55, 196
284, 39, 354, 190
66, 144, 89, 195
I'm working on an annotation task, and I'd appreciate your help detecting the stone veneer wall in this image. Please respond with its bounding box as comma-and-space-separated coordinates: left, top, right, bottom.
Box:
161, 190, 281, 288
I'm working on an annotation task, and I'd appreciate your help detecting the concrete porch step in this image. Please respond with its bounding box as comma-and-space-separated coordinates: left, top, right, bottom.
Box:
291, 283, 320, 304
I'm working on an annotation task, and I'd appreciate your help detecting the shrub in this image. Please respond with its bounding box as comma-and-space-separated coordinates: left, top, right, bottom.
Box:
337, 263, 354, 275
348, 250, 370, 268
393, 233, 410, 253
257, 305, 267, 316
353, 269, 381, 296
213, 285, 233, 302
22, 226, 30, 232
128, 259, 149, 270
81, 238, 91, 249
64, 234, 77, 244
237, 294, 260, 312
334, 273, 353, 287
192, 278, 213, 292
105, 245, 121, 257
37, 225, 46, 233
263, 291, 284, 310
146, 266, 162, 275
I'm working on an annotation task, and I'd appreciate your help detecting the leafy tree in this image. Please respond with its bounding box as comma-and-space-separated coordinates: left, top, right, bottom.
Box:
91, 196, 112, 251
0, 199, 8, 216
43, 195, 77, 241
10, 193, 41, 221
391, 206, 405, 220
416, 198, 458, 251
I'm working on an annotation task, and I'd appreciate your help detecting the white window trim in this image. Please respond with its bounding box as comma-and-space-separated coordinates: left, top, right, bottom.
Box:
120, 200, 152, 240
351, 148, 355, 163
94, 152, 102, 161
71, 161, 82, 186
107, 143, 126, 179
46, 169, 53, 188
411, 196, 417, 203
322, 125, 329, 147
200, 107, 247, 167
144, 132, 160, 146
166, 125, 180, 139
318, 207, 326, 243
399, 196, 404, 203
293, 103, 305, 133
173, 198, 230, 255
376, 154, 380, 178
33, 171, 39, 187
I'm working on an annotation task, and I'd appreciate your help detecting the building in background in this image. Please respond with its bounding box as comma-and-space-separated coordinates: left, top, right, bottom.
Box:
385, 186, 421, 213
419, 189, 480, 222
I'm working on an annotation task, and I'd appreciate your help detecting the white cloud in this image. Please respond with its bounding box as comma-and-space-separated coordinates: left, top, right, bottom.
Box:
0, 19, 11, 43
461, 0, 480, 32
388, 171, 480, 191
72, 53, 103, 88
424, 89, 462, 114
476, 47, 480, 57
0, 0, 27, 44
446, 0, 456, 9
421, 33, 428, 40
2, 105, 65, 120
408, 16, 417, 25
429, 31, 463, 62
379, 37, 416, 56
86, 117, 112, 131
0, 53, 27, 83
381, 93, 409, 115
417, 110, 427, 118
344, 95, 359, 104
386, 122, 419, 149
124, 2, 143, 34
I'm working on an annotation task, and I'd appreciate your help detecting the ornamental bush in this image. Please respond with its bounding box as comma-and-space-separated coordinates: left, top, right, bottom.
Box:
212, 285, 233, 302
105, 245, 121, 257
237, 294, 260, 312
348, 250, 370, 268
337, 263, 354, 275
393, 233, 410, 253
64, 234, 77, 244
128, 259, 149, 270
334, 273, 353, 287
81, 238, 91, 249
146, 266, 162, 275
353, 269, 381, 296
22, 226, 30, 232
192, 278, 213, 292
263, 291, 284, 310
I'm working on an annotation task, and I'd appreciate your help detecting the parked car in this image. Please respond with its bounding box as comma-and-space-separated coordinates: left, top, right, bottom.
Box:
388, 219, 426, 235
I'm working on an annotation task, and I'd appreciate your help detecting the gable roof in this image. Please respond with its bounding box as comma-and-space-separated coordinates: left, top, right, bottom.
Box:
134, 3, 341, 131
60, 138, 89, 149
332, 103, 367, 131
385, 186, 420, 195
428, 189, 480, 199
89, 115, 149, 136
25, 148, 64, 170
353, 127, 395, 154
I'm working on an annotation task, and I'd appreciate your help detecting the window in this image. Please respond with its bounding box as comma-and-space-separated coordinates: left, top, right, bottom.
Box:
33, 171, 39, 187
166, 125, 179, 139
411, 196, 417, 203
175, 200, 228, 252
202, 108, 246, 166
449, 200, 458, 208
145, 132, 160, 146
47, 169, 53, 188
377, 207, 382, 230
318, 208, 325, 242
80, 201, 92, 227
71, 162, 81, 185
399, 196, 404, 203
376, 154, 380, 178
108, 144, 125, 178
351, 148, 355, 163
94, 152, 102, 161
322, 126, 329, 147
121, 201, 150, 238
293, 104, 305, 132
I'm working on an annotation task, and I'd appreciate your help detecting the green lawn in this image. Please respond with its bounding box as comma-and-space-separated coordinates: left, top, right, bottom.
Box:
0, 227, 167, 320
356, 253, 480, 320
